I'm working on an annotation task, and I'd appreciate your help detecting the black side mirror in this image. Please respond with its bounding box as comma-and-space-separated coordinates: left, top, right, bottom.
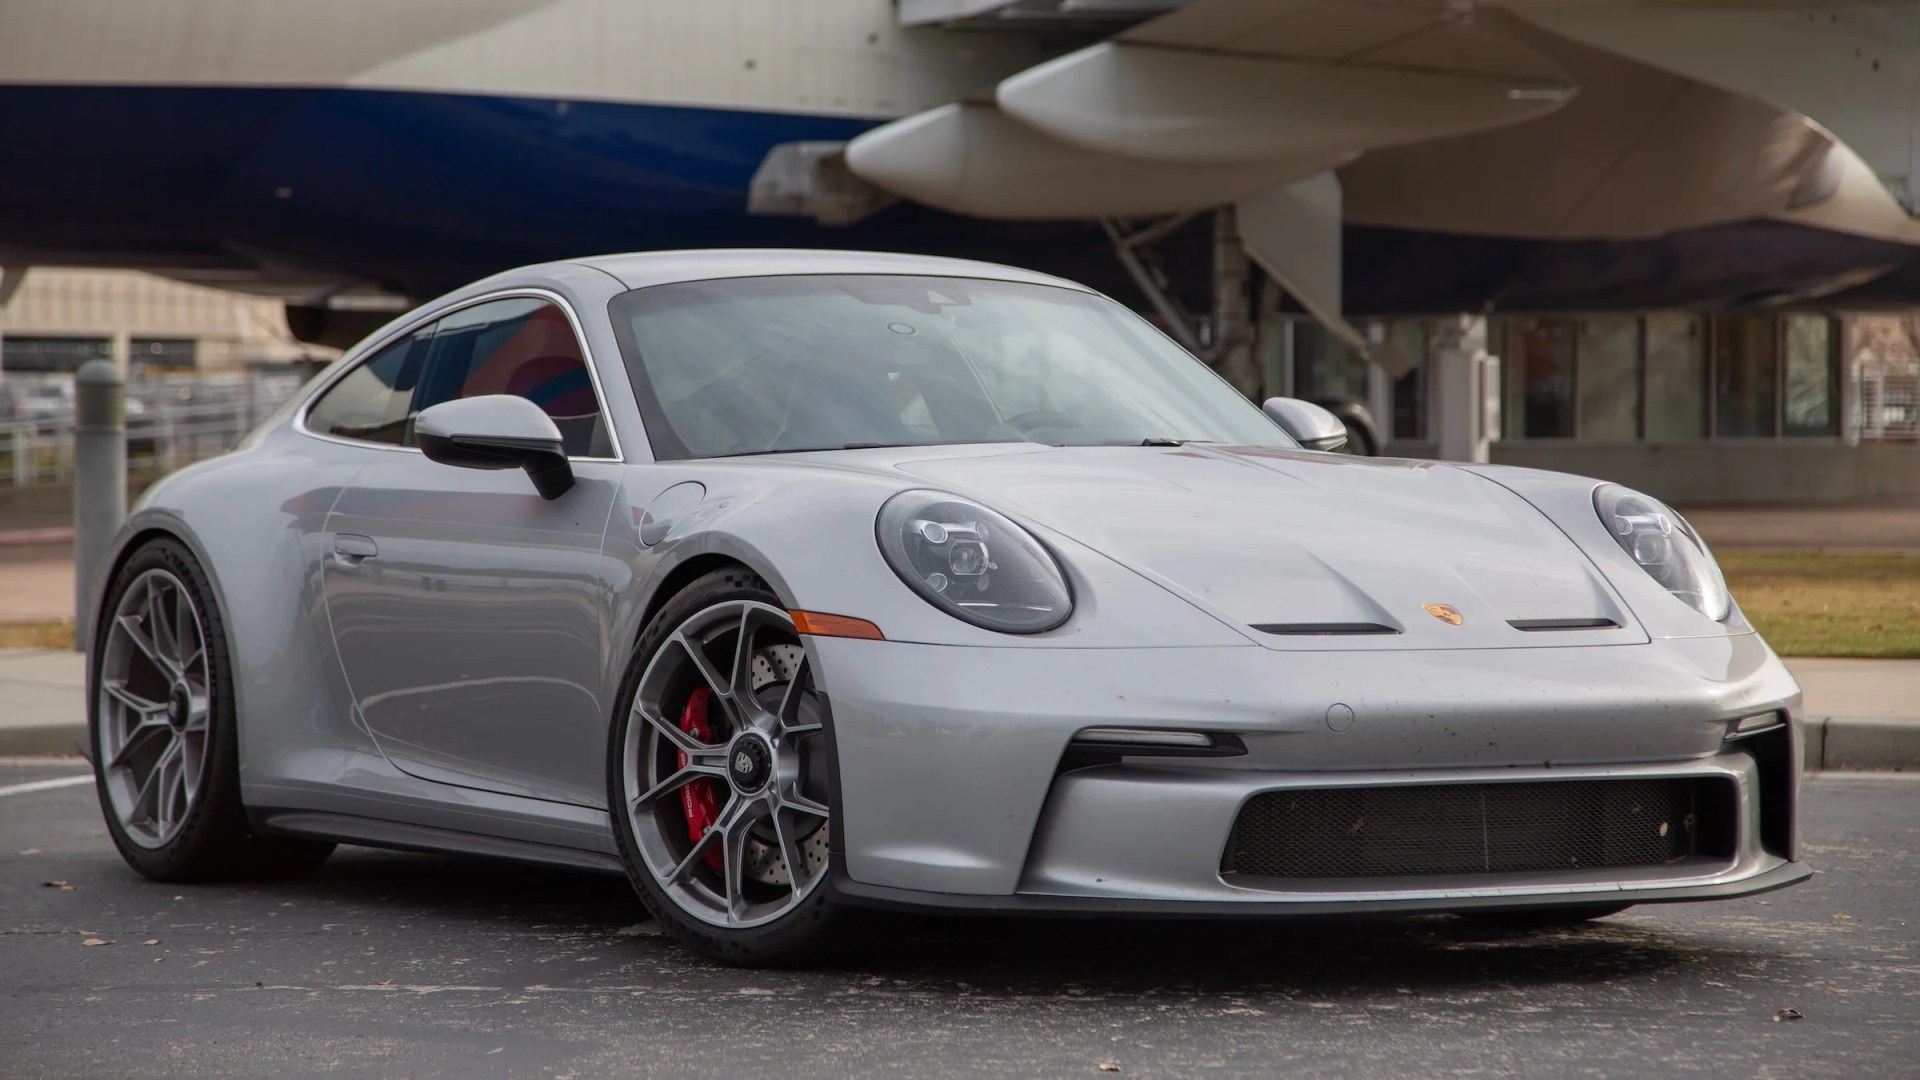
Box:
1260, 397, 1349, 453
415, 395, 575, 499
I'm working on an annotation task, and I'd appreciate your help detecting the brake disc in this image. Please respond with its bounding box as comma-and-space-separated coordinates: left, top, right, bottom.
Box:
744, 644, 830, 886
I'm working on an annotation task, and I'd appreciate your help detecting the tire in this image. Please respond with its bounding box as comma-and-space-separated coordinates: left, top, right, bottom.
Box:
607, 568, 856, 966
90, 537, 335, 882
1456, 904, 1631, 929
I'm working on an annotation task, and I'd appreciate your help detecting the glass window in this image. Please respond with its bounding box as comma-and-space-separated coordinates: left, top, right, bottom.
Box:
1783, 314, 1839, 437
412, 298, 610, 457
1577, 317, 1640, 440
1502, 318, 1576, 438
607, 275, 1295, 460
1644, 314, 1707, 440
1713, 315, 1779, 437
1387, 320, 1427, 441
1293, 321, 1370, 404
305, 334, 427, 446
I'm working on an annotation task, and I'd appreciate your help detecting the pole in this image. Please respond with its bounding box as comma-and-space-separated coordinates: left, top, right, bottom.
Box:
73, 360, 126, 651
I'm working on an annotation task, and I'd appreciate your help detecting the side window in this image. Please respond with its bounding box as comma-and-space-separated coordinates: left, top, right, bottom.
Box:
305, 333, 427, 446
410, 298, 611, 458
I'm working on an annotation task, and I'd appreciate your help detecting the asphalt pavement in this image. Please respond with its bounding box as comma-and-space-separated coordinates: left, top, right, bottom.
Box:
1, 759, 1915, 1079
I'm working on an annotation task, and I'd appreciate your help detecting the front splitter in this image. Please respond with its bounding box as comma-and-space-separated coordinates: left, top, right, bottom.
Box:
828, 860, 1814, 918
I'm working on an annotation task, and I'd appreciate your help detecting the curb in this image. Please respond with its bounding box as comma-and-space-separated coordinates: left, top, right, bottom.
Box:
0, 723, 87, 757
0, 527, 75, 548
1804, 717, 1920, 772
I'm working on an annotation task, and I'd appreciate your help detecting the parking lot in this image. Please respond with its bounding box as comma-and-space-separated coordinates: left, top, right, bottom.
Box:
2, 759, 1914, 1078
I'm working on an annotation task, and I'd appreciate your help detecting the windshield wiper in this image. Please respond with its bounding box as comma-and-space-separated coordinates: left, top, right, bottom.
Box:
1088, 438, 1212, 447
709, 442, 935, 459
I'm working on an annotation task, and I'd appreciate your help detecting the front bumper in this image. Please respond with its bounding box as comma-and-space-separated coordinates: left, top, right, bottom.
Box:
809, 632, 1804, 909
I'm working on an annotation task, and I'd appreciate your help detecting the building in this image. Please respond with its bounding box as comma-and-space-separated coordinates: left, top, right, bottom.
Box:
1274, 310, 1920, 504
0, 268, 332, 377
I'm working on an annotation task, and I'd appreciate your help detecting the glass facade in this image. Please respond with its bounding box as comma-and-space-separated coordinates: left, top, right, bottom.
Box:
1387, 321, 1428, 441
1712, 315, 1779, 437
1577, 317, 1641, 441
1275, 312, 1842, 447
1783, 314, 1839, 437
1492, 312, 1838, 443
1292, 321, 1370, 403
1643, 314, 1707, 440
0, 336, 112, 373
1502, 319, 1576, 438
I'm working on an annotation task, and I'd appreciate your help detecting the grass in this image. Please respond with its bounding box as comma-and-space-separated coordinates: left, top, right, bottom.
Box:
0, 620, 74, 649
1721, 553, 1920, 659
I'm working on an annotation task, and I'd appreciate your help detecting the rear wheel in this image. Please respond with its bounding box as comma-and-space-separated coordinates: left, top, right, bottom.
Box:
608, 569, 853, 966
91, 538, 334, 881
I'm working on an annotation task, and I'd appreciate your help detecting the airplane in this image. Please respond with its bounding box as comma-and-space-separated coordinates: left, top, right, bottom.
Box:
3, 0, 1920, 357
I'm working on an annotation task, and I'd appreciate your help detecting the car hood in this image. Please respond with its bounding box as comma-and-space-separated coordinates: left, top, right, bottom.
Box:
883, 444, 1644, 649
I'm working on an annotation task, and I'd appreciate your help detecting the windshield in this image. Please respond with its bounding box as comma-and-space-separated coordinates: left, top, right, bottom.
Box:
607, 274, 1293, 460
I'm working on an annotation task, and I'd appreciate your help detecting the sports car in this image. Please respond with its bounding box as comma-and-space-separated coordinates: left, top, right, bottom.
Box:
86, 250, 1809, 965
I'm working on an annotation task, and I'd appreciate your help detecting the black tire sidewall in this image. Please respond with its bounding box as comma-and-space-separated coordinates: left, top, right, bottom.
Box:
89, 537, 324, 881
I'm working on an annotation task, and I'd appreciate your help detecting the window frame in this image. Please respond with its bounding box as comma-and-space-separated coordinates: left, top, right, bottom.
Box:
296, 287, 624, 463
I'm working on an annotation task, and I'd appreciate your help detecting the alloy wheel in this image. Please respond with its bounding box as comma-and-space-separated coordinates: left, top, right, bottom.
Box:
97, 568, 212, 848
622, 601, 831, 929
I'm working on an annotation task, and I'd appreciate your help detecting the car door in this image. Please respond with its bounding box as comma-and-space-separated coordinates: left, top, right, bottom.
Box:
316, 294, 622, 808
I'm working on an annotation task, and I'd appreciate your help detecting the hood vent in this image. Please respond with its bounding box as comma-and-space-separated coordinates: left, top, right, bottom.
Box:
1251, 622, 1400, 636
1508, 618, 1620, 632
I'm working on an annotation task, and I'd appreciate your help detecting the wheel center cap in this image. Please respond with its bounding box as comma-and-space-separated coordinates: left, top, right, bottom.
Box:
166, 685, 190, 732
727, 733, 773, 794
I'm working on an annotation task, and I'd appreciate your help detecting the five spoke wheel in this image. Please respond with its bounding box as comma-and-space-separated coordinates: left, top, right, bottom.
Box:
98, 568, 210, 848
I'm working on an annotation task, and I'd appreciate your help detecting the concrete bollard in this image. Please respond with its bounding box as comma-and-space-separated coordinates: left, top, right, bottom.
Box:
73, 360, 127, 651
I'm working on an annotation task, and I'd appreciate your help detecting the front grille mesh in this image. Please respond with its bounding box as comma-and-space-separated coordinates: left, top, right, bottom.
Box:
1225, 778, 1729, 879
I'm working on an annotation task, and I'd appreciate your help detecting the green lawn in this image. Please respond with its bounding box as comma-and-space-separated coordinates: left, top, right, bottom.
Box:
1721, 553, 1920, 658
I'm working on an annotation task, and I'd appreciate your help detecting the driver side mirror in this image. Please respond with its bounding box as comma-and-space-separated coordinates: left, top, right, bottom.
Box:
415, 395, 575, 500
1261, 397, 1349, 453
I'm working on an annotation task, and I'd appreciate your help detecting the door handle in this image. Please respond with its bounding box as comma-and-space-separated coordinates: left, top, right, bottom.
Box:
333, 533, 379, 562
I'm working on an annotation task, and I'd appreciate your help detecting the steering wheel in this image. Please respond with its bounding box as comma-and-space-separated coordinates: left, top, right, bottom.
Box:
1003, 409, 1081, 434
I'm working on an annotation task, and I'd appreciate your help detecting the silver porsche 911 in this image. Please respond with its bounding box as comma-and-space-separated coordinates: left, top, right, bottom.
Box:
86, 250, 1809, 965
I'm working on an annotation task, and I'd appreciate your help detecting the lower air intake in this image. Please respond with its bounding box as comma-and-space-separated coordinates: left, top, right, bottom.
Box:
1224, 777, 1735, 879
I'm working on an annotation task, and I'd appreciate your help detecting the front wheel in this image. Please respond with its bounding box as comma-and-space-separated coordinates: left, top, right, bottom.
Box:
608, 569, 855, 966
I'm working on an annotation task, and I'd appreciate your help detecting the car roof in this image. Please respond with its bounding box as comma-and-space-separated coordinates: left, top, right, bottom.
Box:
568, 248, 1097, 293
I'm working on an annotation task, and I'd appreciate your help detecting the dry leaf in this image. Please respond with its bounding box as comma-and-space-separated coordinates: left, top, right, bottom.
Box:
19, 848, 43, 855
81, 938, 108, 946
376, 979, 394, 987
142, 939, 160, 947
42, 880, 74, 891
1826, 987, 1849, 996
1098, 1066, 1121, 1074
1772, 1008, 1804, 1022
1832, 913, 1852, 921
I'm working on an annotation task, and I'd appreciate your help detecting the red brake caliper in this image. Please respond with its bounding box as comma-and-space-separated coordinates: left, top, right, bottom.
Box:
676, 688, 725, 873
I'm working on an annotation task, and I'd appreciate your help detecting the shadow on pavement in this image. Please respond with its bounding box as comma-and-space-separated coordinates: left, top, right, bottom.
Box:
267, 847, 1704, 996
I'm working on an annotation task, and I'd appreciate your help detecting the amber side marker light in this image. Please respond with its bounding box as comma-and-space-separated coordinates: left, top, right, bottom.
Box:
789, 611, 886, 640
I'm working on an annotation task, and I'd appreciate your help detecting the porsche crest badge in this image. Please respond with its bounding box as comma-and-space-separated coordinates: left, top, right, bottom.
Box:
1424, 603, 1463, 626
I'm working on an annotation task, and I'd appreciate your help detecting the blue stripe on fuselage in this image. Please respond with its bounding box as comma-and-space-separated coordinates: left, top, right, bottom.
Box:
3, 84, 1916, 310
0, 84, 1118, 294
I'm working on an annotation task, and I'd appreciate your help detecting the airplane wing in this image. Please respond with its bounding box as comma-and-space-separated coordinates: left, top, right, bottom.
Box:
835, 0, 1920, 357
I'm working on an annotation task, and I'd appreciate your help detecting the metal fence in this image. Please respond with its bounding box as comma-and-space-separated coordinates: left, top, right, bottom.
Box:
1854, 370, 1920, 443
0, 373, 305, 487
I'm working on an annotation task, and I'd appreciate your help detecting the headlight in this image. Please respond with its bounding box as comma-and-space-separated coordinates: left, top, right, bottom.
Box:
1593, 484, 1730, 621
876, 490, 1072, 633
